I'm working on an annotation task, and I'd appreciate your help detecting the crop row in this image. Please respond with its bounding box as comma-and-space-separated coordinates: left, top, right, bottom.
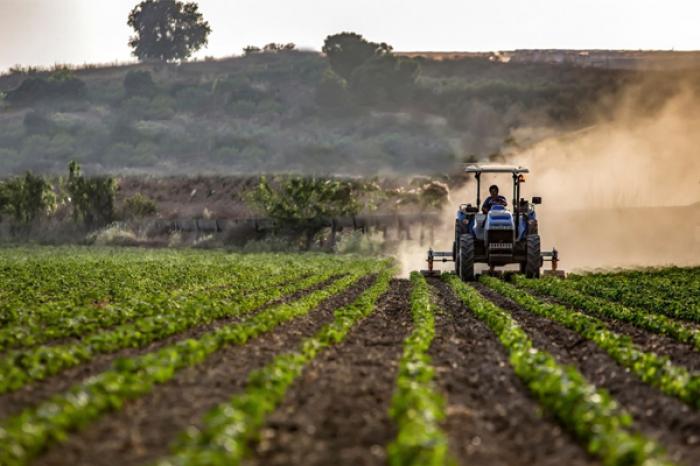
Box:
481, 276, 700, 409
513, 276, 700, 351
0, 258, 376, 395
0, 259, 314, 352
0, 251, 330, 327
567, 268, 700, 323
0, 249, 233, 322
0, 262, 387, 466
445, 275, 673, 466
387, 272, 449, 466
155, 267, 394, 466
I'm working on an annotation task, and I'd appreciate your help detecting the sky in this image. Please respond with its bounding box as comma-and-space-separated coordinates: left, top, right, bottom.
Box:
1, 0, 700, 72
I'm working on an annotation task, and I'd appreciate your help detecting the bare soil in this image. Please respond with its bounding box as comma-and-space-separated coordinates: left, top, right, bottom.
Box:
476, 283, 700, 466
32, 275, 375, 466
428, 279, 598, 466
246, 279, 412, 466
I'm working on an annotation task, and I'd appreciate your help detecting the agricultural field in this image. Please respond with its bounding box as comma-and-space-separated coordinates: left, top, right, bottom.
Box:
0, 248, 698, 466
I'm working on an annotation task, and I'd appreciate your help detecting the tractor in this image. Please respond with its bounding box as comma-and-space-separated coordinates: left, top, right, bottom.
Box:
423, 164, 564, 280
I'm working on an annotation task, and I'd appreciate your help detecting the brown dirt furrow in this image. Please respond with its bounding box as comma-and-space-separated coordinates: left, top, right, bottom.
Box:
428, 279, 598, 466
0, 275, 340, 420
32, 275, 375, 466
475, 283, 700, 466
245, 279, 412, 466
532, 292, 700, 372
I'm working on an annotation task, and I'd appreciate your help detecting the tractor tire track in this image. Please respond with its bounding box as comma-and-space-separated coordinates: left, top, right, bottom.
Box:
245, 279, 412, 466
0, 275, 342, 420
476, 283, 700, 466
429, 279, 597, 466
31, 274, 375, 466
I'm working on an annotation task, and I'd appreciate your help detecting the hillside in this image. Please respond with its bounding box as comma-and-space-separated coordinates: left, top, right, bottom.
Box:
0, 48, 672, 176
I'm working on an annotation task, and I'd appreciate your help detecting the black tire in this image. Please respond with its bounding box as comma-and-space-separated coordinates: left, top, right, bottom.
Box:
525, 234, 541, 278
459, 234, 475, 281
453, 240, 460, 274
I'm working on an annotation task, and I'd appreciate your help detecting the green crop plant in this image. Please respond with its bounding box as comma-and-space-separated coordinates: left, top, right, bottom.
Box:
387, 272, 450, 466
0, 261, 387, 466
514, 276, 700, 351
482, 276, 700, 409
154, 267, 394, 466
446, 275, 674, 466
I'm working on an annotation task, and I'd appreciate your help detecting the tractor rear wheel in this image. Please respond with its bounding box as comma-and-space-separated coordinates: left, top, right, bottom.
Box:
525, 234, 541, 278
459, 234, 475, 281
453, 240, 460, 274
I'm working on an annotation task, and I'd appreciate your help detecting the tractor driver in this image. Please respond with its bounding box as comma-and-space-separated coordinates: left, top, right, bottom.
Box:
481, 184, 507, 214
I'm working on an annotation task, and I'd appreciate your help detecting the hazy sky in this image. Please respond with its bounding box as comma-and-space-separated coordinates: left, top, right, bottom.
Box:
2, 0, 700, 72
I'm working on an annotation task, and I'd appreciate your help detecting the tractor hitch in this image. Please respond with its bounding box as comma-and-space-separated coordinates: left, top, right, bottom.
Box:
420, 248, 454, 277
542, 248, 566, 278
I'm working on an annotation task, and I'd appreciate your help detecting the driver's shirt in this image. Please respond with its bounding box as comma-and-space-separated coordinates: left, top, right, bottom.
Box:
482, 195, 507, 212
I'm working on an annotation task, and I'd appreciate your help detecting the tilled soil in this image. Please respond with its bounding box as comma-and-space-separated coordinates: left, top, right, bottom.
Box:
533, 291, 700, 372
0, 275, 339, 420
476, 283, 700, 466
245, 279, 412, 466
29, 275, 374, 466
428, 279, 597, 466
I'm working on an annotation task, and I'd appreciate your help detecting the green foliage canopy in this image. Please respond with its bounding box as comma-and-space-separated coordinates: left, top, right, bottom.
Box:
249, 175, 363, 228
66, 161, 116, 228
127, 0, 211, 62
0, 172, 55, 224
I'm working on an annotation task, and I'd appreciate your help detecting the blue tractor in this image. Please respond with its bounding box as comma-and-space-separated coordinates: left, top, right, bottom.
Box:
424, 164, 563, 281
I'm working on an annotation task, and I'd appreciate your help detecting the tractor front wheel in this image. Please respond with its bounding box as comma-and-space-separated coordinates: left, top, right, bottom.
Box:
525, 234, 541, 278
459, 234, 475, 281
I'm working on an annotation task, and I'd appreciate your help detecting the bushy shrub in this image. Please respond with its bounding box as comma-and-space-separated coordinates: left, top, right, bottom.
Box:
122, 95, 175, 120
23, 110, 53, 135
174, 86, 211, 113
124, 70, 157, 97
148, 95, 176, 120
5, 74, 86, 105
122, 193, 157, 218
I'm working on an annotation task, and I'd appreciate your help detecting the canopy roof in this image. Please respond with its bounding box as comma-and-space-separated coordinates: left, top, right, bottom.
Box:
464, 164, 529, 174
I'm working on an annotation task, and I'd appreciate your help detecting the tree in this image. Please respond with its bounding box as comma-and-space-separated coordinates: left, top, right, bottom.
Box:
66, 161, 116, 228
321, 32, 418, 106
0, 172, 55, 224
248, 176, 363, 248
322, 32, 392, 81
127, 0, 211, 62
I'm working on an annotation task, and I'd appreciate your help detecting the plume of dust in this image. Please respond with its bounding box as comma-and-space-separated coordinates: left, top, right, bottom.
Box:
505, 84, 700, 271
395, 82, 700, 276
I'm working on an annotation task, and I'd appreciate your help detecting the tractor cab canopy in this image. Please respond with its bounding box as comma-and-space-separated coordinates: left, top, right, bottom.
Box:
462, 164, 539, 236
463, 164, 532, 210
464, 164, 529, 175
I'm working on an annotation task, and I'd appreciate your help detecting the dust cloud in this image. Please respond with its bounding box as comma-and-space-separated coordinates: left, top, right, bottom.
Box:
508, 83, 700, 271
398, 81, 700, 275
